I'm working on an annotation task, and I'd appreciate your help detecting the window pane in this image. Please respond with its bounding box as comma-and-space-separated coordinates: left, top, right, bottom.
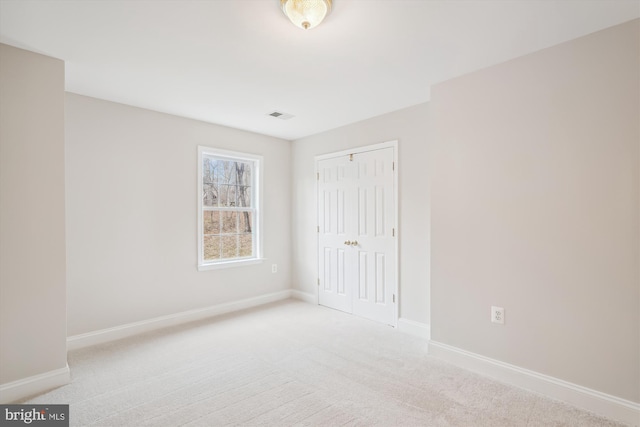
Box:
203, 158, 215, 183
229, 185, 238, 207
239, 234, 252, 257
235, 161, 250, 186
219, 161, 236, 185
213, 159, 224, 183
222, 211, 238, 233
204, 235, 220, 260
221, 235, 238, 258
203, 183, 218, 207
203, 211, 220, 234
238, 186, 251, 208
207, 158, 225, 182
203, 157, 219, 207
239, 211, 252, 233
218, 184, 237, 207
241, 165, 251, 186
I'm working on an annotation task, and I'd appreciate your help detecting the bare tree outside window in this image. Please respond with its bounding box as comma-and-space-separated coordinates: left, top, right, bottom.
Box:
202, 156, 254, 261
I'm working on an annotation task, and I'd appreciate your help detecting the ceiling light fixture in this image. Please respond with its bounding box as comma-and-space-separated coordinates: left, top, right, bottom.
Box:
280, 0, 332, 30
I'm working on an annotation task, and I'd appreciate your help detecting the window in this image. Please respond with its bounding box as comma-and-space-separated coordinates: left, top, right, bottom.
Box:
197, 146, 262, 270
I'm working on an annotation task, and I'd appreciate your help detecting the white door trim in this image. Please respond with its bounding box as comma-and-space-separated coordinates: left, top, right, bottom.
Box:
315, 140, 399, 327
316, 140, 398, 161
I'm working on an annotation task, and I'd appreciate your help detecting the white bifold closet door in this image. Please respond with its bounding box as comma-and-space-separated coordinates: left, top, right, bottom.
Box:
317, 146, 396, 326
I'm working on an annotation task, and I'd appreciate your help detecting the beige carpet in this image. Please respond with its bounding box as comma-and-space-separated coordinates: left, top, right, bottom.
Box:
25, 299, 622, 426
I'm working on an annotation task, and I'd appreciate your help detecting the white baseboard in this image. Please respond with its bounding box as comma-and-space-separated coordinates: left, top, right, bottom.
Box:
291, 290, 316, 304
428, 340, 640, 426
67, 290, 292, 351
0, 364, 70, 404
397, 318, 431, 340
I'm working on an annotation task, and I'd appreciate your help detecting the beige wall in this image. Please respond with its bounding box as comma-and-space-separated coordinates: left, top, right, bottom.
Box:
0, 45, 67, 385
291, 103, 430, 325
431, 19, 639, 402
65, 94, 292, 335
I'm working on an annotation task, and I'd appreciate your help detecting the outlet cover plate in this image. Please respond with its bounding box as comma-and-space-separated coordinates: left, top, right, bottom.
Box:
491, 306, 505, 324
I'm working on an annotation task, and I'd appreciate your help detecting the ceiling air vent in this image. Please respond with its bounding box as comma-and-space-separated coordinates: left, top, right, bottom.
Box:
267, 111, 295, 120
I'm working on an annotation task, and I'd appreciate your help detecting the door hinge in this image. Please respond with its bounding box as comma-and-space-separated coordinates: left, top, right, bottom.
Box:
317, 278, 320, 286
349, 153, 354, 162
392, 161, 395, 171
317, 226, 320, 233
393, 294, 396, 303
392, 228, 395, 237
317, 172, 319, 180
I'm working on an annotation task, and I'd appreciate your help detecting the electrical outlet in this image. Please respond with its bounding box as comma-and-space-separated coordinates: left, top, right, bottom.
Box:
271, 264, 277, 273
491, 306, 505, 324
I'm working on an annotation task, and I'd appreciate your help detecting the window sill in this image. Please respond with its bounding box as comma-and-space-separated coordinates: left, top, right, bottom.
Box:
198, 258, 264, 271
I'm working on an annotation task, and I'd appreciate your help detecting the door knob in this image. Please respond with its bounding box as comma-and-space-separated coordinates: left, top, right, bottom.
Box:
344, 240, 352, 246
351, 240, 358, 246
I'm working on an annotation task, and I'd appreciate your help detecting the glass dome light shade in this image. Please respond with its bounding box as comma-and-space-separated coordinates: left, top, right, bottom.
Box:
281, 0, 332, 30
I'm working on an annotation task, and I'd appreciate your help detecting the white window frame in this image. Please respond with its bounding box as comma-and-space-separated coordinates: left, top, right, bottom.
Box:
197, 146, 263, 271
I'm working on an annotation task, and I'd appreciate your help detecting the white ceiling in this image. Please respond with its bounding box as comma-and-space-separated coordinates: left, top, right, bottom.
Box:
1, 1, 638, 140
